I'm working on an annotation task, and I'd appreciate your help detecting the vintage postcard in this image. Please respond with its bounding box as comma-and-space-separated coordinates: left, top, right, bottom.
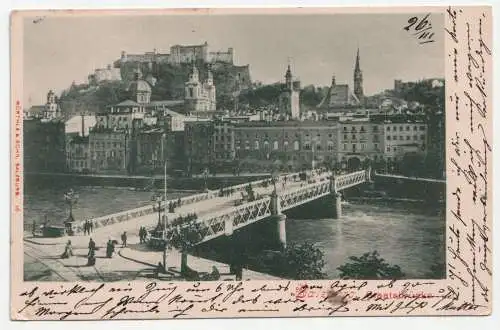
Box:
11, 6, 492, 320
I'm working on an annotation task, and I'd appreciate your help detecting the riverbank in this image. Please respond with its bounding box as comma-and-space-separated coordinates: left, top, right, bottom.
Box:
25, 171, 271, 190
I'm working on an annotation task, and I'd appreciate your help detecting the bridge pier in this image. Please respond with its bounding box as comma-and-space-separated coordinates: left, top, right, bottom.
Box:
331, 192, 342, 219
271, 190, 287, 250
274, 213, 287, 250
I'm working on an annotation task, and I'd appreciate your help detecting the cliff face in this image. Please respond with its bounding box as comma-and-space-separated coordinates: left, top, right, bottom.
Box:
58, 60, 252, 115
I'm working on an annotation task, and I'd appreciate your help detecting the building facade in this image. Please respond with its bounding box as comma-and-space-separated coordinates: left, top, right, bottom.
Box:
184, 120, 215, 174
382, 119, 427, 162
184, 64, 216, 114
23, 119, 66, 173
337, 118, 383, 169
66, 135, 90, 173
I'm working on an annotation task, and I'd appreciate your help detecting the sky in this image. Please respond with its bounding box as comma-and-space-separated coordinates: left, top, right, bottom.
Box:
22, 12, 444, 107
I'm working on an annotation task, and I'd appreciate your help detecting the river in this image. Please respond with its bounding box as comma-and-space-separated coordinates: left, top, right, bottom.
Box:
23, 183, 445, 279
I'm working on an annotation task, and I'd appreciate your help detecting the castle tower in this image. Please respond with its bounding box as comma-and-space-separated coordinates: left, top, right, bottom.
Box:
353, 48, 364, 104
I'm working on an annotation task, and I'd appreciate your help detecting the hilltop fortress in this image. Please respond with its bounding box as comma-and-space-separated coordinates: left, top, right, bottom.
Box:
114, 41, 234, 67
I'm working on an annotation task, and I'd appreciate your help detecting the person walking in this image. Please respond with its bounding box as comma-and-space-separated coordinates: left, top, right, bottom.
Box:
89, 219, 94, 233
121, 231, 127, 248
87, 237, 96, 257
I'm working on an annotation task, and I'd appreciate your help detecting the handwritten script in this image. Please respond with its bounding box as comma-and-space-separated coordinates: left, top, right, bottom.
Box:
445, 5, 492, 308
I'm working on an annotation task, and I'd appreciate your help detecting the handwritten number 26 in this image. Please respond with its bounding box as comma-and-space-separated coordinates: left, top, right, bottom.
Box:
404, 14, 429, 31
404, 17, 418, 31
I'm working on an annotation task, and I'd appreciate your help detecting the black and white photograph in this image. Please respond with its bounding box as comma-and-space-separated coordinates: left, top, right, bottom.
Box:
20, 12, 448, 284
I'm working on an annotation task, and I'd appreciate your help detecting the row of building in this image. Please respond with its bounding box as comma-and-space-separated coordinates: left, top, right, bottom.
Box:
23, 46, 444, 177
24, 107, 436, 177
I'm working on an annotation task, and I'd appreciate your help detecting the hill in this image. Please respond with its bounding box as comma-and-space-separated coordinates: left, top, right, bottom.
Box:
58, 60, 252, 116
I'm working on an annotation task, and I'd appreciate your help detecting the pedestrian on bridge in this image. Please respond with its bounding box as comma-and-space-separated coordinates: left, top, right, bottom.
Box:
87, 237, 96, 257
121, 231, 127, 247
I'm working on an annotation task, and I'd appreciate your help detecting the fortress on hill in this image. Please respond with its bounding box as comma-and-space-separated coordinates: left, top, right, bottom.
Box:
114, 41, 234, 67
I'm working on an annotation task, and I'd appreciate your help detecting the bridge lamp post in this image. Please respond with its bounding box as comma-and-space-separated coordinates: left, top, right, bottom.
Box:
64, 189, 79, 223
203, 167, 209, 192
152, 193, 165, 229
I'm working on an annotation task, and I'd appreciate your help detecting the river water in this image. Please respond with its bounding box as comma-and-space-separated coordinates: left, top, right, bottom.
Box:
23, 183, 445, 279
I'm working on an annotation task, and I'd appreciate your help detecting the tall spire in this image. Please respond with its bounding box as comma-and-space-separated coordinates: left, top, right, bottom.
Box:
353, 47, 364, 104
355, 47, 361, 72
285, 57, 293, 88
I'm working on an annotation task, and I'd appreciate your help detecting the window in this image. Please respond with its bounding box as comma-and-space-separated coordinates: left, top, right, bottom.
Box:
360, 126, 365, 132
413, 135, 418, 140
413, 126, 417, 131
327, 142, 334, 151
264, 140, 270, 149
245, 140, 250, 150
420, 135, 425, 140
304, 143, 311, 150
284, 141, 289, 149
406, 136, 410, 140
393, 135, 397, 140
273, 141, 279, 150
316, 144, 322, 151
374, 143, 379, 150
387, 126, 391, 131
374, 135, 379, 142
352, 134, 356, 140
328, 133, 333, 138
294, 141, 299, 150
361, 143, 366, 150
420, 126, 425, 131
387, 136, 391, 140
352, 144, 357, 152
406, 126, 410, 131
343, 144, 347, 151
399, 136, 403, 140
373, 126, 379, 132
344, 134, 348, 140
399, 126, 403, 131
343, 126, 347, 131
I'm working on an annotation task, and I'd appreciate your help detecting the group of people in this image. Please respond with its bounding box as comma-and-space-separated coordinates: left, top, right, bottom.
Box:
83, 219, 94, 235
139, 226, 148, 244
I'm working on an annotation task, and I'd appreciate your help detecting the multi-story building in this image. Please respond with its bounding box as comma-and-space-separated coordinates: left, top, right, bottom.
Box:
382, 119, 427, 162
88, 127, 135, 174
23, 119, 66, 173
184, 119, 215, 175
230, 121, 340, 173
337, 118, 384, 170
66, 135, 90, 173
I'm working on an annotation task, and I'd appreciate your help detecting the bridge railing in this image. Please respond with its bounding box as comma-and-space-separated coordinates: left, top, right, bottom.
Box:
24, 168, 330, 234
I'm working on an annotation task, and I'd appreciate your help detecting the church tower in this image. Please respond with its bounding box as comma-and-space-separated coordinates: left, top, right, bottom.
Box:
279, 62, 300, 119
45, 90, 60, 119
353, 48, 364, 104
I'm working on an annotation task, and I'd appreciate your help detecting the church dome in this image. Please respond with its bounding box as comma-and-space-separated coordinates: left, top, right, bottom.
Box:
128, 79, 151, 93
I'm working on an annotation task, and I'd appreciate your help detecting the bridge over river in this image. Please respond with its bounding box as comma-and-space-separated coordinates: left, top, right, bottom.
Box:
25, 168, 371, 250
